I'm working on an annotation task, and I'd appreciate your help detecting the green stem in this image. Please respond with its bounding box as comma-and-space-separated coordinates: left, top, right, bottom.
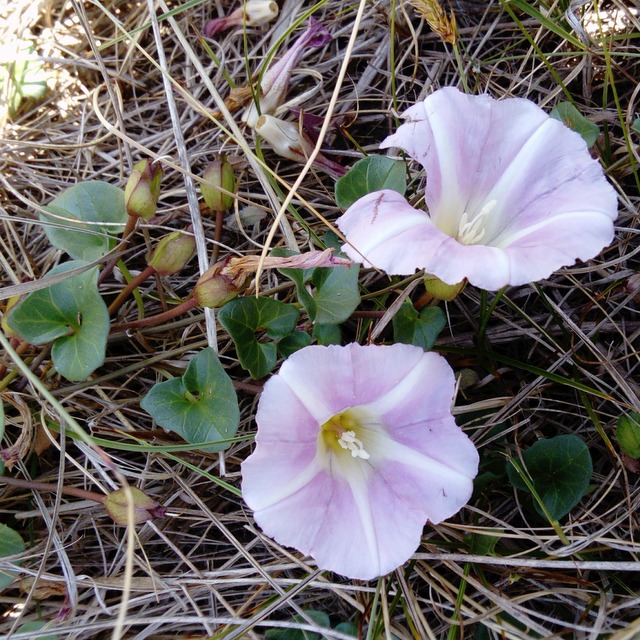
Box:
108, 264, 156, 315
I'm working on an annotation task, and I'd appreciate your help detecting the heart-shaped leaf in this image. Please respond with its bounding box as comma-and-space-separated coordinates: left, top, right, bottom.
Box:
393, 301, 446, 350
550, 102, 600, 148
40, 181, 127, 261
140, 347, 240, 453
218, 297, 300, 379
0, 523, 25, 589
8, 262, 109, 381
616, 411, 640, 459
507, 435, 592, 520
276, 250, 360, 325
335, 156, 407, 209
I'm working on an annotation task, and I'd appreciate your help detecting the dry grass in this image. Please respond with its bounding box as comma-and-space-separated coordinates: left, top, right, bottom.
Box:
1, 0, 639, 638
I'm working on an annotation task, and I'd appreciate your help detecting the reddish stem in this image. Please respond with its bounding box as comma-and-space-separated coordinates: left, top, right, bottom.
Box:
211, 208, 224, 264
108, 264, 156, 315
0, 475, 106, 504
111, 296, 198, 332
98, 214, 138, 285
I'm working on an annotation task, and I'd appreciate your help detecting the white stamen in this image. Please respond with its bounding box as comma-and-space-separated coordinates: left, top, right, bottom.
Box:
337, 430, 370, 459
458, 199, 497, 245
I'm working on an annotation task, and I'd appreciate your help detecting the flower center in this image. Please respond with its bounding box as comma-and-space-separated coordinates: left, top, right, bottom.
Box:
457, 199, 497, 245
320, 409, 371, 461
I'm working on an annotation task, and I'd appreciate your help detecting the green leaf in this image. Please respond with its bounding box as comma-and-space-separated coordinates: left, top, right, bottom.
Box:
632, 118, 640, 135
616, 411, 640, 459
277, 331, 313, 359
277, 251, 360, 325
550, 102, 600, 147
313, 323, 342, 345
8, 262, 109, 381
0, 40, 47, 117
335, 156, 407, 209
393, 301, 446, 350
334, 622, 358, 636
40, 181, 127, 261
265, 610, 331, 640
141, 348, 240, 453
14, 621, 60, 640
507, 435, 592, 520
218, 297, 300, 378
0, 523, 25, 589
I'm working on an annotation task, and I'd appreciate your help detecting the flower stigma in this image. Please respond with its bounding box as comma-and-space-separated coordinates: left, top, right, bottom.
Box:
320, 409, 372, 461
457, 199, 497, 245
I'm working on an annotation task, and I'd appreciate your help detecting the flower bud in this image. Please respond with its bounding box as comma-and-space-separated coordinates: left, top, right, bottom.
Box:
204, 0, 278, 37
192, 257, 247, 308
124, 159, 163, 221
104, 487, 165, 526
148, 231, 196, 275
255, 115, 346, 176
201, 156, 236, 212
243, 18, 332, 127
423, 275, 466, 301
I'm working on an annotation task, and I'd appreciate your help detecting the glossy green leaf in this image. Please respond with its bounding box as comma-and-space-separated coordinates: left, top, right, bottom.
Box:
277, 251, 360, 325
393, 301, 446, 350
0, 523, 25, 589
550, 102, 600, 147
141, 348, 240, 453
335, 156, 407, 209
507, 435, 592, 520
218, 297, 300, 378
41, 181, 127, 261
616, 411, 640, 459
312, 323, 342, 345
8, 262, 109, 381
277, 331, 313, 359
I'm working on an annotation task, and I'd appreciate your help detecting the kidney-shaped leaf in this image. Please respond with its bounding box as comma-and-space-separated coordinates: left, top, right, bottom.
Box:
41, 181, 127, 261
218, 297, 300, 379
0, 523, 25, 589
393, 301, 446, 350
8, 262, 109, 381
335, 156, 407, 210
141, 348, 240, 453
507, 435, 592, 520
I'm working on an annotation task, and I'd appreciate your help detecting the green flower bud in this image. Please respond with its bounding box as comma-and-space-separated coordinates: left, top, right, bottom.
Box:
201, 156, 235, 212
423, 274, 466, 301
124, 159, 163, 220
192, 257, 246, 308
148, 231, 196, 275
104, 487, 165, 526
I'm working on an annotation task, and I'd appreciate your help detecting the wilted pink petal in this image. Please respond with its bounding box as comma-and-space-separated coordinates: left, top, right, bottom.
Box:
242, 343, 478, 580
337, 87, 618, 290
243, 18, 332, 126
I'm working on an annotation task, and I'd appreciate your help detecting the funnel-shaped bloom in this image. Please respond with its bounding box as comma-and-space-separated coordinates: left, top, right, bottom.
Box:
204, 0, 278, 38
337, 87, 618, 290
242, 343, 478, 580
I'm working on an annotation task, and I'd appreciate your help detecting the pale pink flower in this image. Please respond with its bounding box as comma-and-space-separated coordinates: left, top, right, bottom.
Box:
337, 87, 618, 290
241, 343, 478, 580
204, 0, 278, 38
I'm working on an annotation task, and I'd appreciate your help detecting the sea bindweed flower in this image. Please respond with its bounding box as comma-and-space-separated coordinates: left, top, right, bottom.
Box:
336, 87, 618, 291
243, 18, 332, 127
204, 0, 278, 38
255, 114, 346, 176
242, 342, 479, 580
